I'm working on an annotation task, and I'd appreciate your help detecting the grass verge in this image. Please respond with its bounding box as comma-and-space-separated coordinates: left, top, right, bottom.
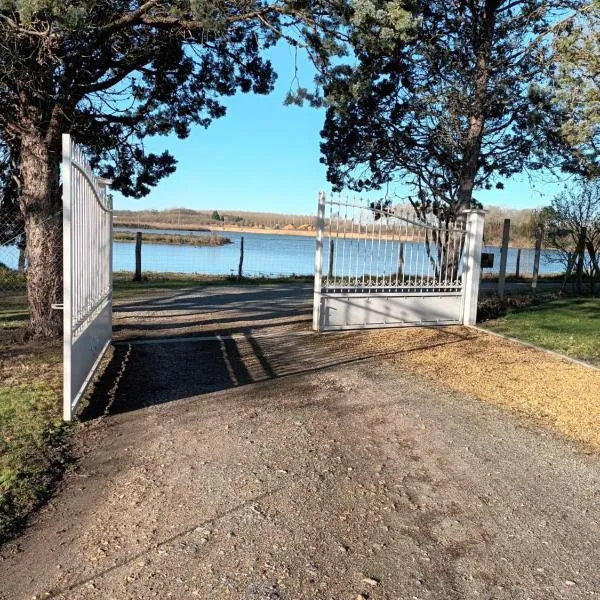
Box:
0, 294, 29, 350
0, 343, 69, 545
482, 297, 600, 366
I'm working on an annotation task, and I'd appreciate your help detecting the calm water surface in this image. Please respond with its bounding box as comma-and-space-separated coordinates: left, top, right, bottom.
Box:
113, 228, 563, 277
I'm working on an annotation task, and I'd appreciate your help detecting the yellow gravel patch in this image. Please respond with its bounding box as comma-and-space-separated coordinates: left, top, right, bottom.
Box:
354, 327, 600, 452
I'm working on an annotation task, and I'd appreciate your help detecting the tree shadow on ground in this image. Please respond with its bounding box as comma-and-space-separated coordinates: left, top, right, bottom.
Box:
81, 282, 477, 420
111, 283, 313, 341
80, 324, 475, 421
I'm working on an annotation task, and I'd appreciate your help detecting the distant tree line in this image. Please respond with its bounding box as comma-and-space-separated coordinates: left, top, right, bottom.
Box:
114, 205, 552, 246
114, 208, 320, 231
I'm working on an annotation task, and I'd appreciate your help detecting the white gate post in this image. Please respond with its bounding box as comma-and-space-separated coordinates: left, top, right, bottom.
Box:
62, 134, 73, 421
312, 191, 326, 332
462, 209, 486, 326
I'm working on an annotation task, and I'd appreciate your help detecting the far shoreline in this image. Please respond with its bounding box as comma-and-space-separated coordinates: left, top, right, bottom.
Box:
114, 221, 533, 248
114, 220, 318, 238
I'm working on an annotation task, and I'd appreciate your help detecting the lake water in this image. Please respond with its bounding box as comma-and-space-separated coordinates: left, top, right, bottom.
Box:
0, 227, 564, 278
112, 228, 564, 278
114, 229, 318, 277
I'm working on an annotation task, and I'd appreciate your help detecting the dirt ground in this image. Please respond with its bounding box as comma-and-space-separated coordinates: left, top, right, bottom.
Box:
1, 284, 599, 600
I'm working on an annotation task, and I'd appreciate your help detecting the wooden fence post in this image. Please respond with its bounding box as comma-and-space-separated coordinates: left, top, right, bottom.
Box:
238, 235, 244, 279
515, 248, 521, 278
498, 218, 510, 298
531, 226, 543, 292
134, 231, 142, 281
17, 244, 25, 273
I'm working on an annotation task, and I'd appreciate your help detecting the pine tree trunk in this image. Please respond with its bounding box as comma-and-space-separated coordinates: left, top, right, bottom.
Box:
19, 130, 62, 339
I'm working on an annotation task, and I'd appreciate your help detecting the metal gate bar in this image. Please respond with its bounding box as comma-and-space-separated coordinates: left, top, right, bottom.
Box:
313, 192, 485, 331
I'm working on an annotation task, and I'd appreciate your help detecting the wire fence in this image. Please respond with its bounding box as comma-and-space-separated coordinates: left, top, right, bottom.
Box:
480, 244, 565, 277
0, 212, 64, 337
0, 214, 28, 335
113, 228, 317, 279
1, 211, 588, 336
113, 226, 570, 281
1, 222, 571, 291
0, 215, 26, 290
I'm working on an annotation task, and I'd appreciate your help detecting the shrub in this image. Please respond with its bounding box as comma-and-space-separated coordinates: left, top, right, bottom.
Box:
477, 294, 507, 322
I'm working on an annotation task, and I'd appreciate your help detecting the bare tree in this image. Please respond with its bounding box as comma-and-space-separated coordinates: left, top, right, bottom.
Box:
544, 179, 600, 294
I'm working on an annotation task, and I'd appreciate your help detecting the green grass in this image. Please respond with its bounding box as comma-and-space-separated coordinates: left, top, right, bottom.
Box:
0, 346, 69, 544
483, 297, 600, 366
0, 294, 29, 351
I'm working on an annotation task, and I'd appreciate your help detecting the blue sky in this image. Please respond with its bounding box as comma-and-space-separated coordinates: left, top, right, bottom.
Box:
114, 43, 567, 215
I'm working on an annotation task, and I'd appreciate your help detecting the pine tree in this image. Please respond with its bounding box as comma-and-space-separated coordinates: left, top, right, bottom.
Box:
319, 0, 592, 225
0, 0, 342, 337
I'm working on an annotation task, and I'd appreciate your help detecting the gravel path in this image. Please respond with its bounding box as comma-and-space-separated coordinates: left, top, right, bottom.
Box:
1, 284, 598, 600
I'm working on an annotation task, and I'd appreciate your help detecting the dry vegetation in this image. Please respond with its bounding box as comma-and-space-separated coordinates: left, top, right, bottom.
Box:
113, 231, 231, 246
353, 327, 600, 452
483, 205, 541, 246
114, 208, 318, 232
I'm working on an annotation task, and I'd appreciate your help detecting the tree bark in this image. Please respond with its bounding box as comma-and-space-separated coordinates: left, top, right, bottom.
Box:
457, 115, 485, 209
19, 130, 62, 339
456, 0, 499, 210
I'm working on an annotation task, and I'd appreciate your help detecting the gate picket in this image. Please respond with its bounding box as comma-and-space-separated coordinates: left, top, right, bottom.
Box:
313, 193, 485, 331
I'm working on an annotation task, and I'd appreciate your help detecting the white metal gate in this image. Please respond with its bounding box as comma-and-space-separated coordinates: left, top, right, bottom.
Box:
312, 193, 485, 331
62, 134, 113, 421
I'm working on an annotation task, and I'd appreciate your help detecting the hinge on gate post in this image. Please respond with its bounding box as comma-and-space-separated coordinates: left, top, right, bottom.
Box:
51, 303, 64, 310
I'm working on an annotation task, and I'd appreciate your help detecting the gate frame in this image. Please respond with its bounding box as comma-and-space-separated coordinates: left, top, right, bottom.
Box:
62, 133, 113, 421
312, 192, 486, 331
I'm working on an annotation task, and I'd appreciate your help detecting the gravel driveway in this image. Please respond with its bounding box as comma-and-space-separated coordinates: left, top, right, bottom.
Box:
1, 284, 598, 599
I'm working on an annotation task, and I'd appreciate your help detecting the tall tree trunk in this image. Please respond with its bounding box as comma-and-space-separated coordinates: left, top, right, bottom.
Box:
456, 0, 498, 211
19, 130, 62, 339
457, 115, 485, 210
447, 2, 498, 281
